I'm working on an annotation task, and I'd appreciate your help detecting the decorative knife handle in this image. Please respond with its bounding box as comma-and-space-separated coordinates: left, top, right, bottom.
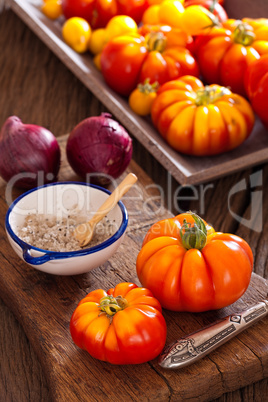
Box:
158, 300, 268, 369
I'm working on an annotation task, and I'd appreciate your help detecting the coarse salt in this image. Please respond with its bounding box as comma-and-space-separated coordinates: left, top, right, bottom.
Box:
16, 213, 117, 252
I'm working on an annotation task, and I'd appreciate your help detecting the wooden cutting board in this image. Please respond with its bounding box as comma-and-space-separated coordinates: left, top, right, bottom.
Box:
0, 136, 267, 401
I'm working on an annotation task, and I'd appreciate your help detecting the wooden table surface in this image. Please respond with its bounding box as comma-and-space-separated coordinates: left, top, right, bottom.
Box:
0, 4, 268, 402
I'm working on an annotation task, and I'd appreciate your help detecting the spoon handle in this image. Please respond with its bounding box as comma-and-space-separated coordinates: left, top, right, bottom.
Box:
90, 173, 137, 225
158, 299, 268, 370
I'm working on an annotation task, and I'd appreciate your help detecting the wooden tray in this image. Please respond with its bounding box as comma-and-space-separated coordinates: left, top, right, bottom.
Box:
0, 135, 267, 401
8, 0, 268, 185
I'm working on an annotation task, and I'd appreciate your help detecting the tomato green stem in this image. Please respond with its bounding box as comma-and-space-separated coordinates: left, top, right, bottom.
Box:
209, 0, 218, 13
100, 295, 128, 316
180, 212, 207, 250
137, 79, 159, 95
145, 31, 167, 52
195, 85, 230, 106
199, 7, 220, 30
233, 22, 255, 46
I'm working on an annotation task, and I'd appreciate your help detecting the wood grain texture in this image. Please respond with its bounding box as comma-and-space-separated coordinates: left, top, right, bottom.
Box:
0, 2, 268, 401
0, 135, 268, 402
8, 0, 268, 186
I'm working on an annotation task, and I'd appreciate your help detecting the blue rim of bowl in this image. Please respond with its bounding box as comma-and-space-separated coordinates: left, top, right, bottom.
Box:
5, 181, 128, 262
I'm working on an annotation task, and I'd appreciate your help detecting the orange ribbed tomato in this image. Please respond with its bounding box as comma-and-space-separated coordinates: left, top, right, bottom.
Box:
136, 212, 253, 312
70, 282, 167, 364
151, 75, 255, 156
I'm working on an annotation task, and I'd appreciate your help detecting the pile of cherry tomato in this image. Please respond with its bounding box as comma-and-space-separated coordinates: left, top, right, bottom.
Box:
41, 0, 268, 156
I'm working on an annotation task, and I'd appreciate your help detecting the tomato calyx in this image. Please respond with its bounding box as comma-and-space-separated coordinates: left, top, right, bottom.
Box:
145, 31, 167, 52
100, 295, 128, 317
233, 22, 256, 46
208, 0, 219, 13
137, 78, 159, 95
180, 213, 207, 250
195, 85, 230, 106
199, 7, 221, 30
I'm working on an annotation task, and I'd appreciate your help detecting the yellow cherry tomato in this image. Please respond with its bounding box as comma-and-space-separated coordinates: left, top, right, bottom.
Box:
41, 0, 62, 20
158, 0, 185, 27
62, 17, 91, 53
105, 15, 138, 42
142, 0, 185, 27
129, 80, 159, 116
179, 5, 219, 36
93, 53, 102, 70
142, 5, 161, 25
88, 28, 107, 54
148, 0, 184, 4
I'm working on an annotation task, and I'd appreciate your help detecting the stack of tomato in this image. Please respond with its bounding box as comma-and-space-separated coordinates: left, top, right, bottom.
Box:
41, 0, 268, 155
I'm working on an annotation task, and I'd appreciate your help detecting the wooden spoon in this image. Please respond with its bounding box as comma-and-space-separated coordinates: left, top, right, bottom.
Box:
73, 173, 138, 248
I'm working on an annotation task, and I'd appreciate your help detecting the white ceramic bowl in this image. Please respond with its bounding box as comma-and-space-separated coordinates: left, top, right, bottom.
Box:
5, 182, 128, 275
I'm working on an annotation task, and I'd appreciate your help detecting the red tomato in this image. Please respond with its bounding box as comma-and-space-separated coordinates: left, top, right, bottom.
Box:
117, 0, 150, 26
195, 19, 268, 96
244, 54, 268, 130
184, 0, 228, 23
61, 0, 150, 29
70, 282, 167, 364
136, 213, 253, 312
100, 32, 199, 96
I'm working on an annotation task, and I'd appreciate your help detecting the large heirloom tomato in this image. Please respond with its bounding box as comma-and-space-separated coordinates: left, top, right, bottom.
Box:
151, 75, 254, 156
100, 29, 199, 96
136, 213, 253, 312
61, 0, 150, 29
244, 54, 268, 130
195, 19, 268, 96
70, 282, 167, 364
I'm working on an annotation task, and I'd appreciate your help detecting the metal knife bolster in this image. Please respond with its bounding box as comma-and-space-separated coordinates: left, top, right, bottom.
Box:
158, 300, 268, 369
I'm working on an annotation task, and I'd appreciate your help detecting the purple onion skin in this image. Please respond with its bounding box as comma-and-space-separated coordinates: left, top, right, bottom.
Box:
0, 116, 61, 189
66, 113, 133, 185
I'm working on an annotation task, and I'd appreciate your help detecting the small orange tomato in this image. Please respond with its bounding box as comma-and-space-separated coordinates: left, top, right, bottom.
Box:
129, 79, 159, 116
41, 0, 63, 20
136, 212, 253, 312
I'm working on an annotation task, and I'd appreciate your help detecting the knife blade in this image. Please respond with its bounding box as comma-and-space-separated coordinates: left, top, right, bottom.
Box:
158, 299, 268, 369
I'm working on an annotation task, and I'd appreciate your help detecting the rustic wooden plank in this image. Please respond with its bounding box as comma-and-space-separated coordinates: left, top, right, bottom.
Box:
8, 0, 268, 186
0, 134, 267, 401
0, 301, 52, 402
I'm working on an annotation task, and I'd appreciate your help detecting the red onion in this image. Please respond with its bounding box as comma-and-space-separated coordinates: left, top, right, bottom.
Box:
0, 116, 61, 189
66, 113, 133, 185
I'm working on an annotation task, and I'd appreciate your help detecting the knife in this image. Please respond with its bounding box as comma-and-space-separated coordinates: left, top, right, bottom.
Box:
158, 299, 268, 369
